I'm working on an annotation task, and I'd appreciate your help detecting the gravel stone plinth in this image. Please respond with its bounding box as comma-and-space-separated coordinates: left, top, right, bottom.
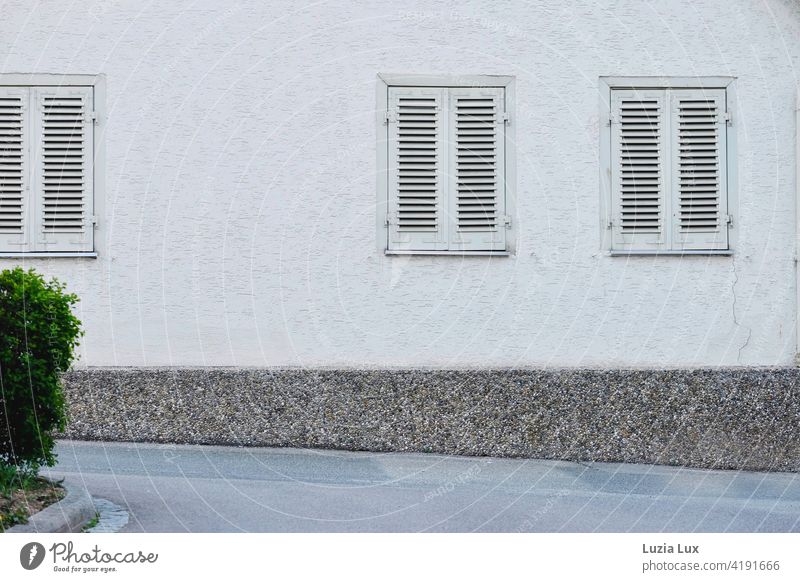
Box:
60, 367, 800, 472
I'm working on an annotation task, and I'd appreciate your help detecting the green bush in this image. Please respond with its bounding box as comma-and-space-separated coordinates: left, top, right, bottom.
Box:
0, 267, 82, 472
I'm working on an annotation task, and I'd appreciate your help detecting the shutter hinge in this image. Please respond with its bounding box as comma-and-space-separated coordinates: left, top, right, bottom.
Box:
384, 213, 393, 226
499, 112, 510, 125
86, 111, 98, 125
607, 114, 617, 126
723, 111, 732, 126
501, 215, 511, 228
607, 219, 614, 229
90, 215, 99, 227
725, 214, 733, 227
384, 110, 396, 124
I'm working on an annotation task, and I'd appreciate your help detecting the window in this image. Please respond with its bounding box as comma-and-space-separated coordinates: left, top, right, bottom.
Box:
377, 75, 515, 255
0, 76, 101, 256
600, 77, 735, 254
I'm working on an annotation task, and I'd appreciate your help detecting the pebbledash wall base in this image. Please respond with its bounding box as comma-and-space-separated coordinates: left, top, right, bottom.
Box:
61, 367, 800, 472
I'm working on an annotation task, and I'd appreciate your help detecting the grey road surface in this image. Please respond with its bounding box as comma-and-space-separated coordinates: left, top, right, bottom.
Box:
46, 440, 800, 533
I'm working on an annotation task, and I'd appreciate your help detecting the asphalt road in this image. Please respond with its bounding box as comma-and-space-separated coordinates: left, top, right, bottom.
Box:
46, 440, 800, 533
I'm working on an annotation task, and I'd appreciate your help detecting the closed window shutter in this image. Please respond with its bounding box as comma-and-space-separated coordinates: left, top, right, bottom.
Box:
670, 89, 728, 250
387, 87, 447, 251
32, 87, 94, 252
0, 87, 30, 251
448, 87, 506, 251
610, 90, 667, 250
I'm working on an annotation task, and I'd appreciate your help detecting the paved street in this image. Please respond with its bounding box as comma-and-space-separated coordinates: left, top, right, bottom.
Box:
46, 440, 800, 533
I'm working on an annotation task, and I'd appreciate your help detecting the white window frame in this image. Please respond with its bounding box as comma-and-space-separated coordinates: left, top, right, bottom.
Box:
0, 73, 104, 258
599, 76, 737, 256
376, 73, 516, 256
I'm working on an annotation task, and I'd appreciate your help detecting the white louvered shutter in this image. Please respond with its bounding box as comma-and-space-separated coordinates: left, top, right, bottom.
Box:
32, 87, 94, 252
447, 87, 506, 251
670, 89, 728, 250
387, 87, 447, 251
610, 90, 667, 250
0, 87, 30, 251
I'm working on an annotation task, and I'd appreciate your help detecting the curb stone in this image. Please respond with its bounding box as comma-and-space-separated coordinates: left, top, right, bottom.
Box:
84, 498, 129, 533
7, 479, 96, 533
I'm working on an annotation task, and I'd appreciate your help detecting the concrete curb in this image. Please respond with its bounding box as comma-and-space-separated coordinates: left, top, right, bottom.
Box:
7, 480, 95, 534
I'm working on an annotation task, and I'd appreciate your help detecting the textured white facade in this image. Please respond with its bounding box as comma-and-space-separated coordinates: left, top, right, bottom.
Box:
1, 0, 798, 367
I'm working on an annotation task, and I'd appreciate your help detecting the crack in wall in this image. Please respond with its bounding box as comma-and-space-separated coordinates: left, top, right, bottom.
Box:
731, 258, 753, 363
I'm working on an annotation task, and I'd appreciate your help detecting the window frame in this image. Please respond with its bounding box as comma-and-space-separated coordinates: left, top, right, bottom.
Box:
376, 73, 516, 256
0, 73, 104, 258
598, 76, 737, 256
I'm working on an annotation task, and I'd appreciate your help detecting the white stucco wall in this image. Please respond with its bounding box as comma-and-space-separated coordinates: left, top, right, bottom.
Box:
1, 0, 798, 367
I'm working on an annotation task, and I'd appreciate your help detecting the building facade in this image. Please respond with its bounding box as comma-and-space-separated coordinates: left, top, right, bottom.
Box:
1, 0, 798, 368
2, 1, 800, 469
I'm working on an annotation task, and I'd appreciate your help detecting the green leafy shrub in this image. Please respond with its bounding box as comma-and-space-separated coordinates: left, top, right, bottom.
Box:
0, 462, 37, 496
0, 267, 82, 473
